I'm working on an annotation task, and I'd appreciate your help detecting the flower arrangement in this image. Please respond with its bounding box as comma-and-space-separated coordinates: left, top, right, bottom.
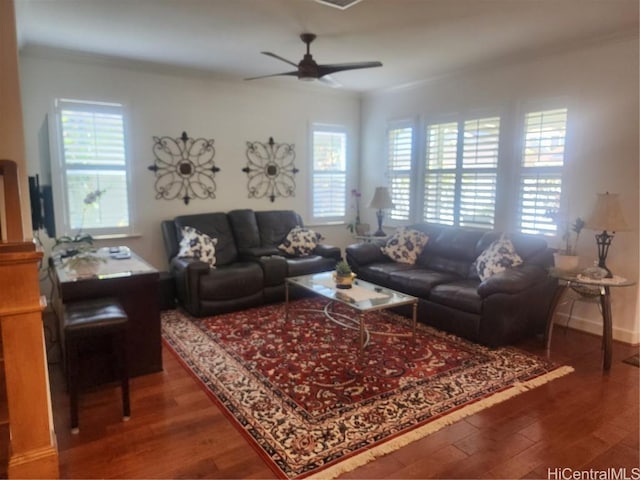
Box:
346, 188, 362, 234
54, 188, 106, 248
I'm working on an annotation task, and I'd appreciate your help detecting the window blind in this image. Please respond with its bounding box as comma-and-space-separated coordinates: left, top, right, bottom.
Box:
387, 126, 413, 221
424, 117, 499, 228
58, 100, 130, 233
517, 108, 568, 235
311, 129, 347, 220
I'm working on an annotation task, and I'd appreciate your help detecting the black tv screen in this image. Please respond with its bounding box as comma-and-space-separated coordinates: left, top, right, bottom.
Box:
28, 174, 56, 238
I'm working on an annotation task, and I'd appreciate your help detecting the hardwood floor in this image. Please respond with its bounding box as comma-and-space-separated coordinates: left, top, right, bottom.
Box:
48, 319, 639, 479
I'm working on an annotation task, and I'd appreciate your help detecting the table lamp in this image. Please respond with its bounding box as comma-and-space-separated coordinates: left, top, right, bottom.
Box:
584, 192, 629, 278
368, 187, 394, 236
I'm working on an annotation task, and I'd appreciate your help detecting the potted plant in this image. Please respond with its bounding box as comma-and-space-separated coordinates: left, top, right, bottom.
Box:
333, 260, 357, 289
552, 216, 585, 272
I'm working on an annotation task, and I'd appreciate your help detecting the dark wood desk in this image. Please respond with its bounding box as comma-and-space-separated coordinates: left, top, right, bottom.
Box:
52, 248, 162, 385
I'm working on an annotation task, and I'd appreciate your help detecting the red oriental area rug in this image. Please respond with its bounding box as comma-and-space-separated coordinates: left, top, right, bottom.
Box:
161, 298, 572, 479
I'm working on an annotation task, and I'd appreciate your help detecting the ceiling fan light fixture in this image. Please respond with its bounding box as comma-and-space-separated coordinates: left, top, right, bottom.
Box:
245, 32, 381, 84
313, 0, 364, 10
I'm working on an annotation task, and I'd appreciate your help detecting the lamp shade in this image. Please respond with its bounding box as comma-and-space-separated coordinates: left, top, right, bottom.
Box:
368, 187, 394, 210
585, 192, 629, 232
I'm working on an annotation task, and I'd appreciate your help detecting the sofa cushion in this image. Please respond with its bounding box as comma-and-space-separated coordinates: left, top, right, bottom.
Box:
177, 226, 217, 268
278, 226, 322, 257
286, 255, 338, 277
255, 210, 301, 247
356, 262, 415, 287
475, 235, 523, 281
381, 227, 429, 264
388, 269, 460, 298
420, 227, 485, 276
429, 280, 483, 314
228, 209, 261, 250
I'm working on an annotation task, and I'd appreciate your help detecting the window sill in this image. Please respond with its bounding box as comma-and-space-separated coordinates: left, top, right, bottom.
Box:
92, 232, 142, 241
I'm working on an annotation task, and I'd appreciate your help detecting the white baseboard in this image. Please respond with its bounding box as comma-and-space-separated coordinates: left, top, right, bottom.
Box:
554, 313, 640, 345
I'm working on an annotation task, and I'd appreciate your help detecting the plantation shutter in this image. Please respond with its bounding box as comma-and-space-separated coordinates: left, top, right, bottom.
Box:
424, 117, 499, 228
387, 126, 413, 221
460, 117, 499, 228
424, 122, 457, 225
312, 129, 347, 220
518, 108, 568, 235
58, 100, 130, 232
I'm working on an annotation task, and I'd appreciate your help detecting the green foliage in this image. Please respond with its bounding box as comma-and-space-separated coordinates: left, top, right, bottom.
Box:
335, 260, 352, 275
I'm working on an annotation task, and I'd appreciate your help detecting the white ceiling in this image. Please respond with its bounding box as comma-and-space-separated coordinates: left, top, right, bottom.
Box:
15, 0, 639, 92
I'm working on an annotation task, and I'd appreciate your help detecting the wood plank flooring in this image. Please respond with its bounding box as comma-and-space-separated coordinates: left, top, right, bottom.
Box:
48, 320, 639, 479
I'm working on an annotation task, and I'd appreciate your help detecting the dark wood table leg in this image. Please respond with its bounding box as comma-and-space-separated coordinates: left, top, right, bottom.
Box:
600, 286, 613, 371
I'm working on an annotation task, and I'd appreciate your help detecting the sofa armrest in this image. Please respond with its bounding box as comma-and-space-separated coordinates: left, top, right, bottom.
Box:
314, 243, 341, 261
255, 255, 288, 286
170, 257, 210, 312
346, 242, 387, 267
477, 264, 548, 298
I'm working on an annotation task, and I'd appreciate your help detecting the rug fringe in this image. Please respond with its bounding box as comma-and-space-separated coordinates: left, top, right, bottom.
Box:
305, 365, 574, 480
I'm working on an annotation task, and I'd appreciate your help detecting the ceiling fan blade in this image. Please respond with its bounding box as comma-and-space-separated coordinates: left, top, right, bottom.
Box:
261, 51, 298, 68
245, 71, 299, 81
318, 75, 343, 88
317, 61, 382, 77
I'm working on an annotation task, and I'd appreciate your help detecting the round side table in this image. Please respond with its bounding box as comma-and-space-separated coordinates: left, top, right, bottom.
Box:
545, 271, 635, 371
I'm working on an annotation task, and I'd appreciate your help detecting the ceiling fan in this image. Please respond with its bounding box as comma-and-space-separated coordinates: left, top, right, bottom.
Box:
245, 33, 382, 83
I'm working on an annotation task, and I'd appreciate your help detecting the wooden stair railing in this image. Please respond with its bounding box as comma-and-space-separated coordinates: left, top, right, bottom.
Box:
0, 159, 59, 478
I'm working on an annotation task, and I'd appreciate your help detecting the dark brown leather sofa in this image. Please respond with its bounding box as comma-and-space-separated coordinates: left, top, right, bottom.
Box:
346, 224, 556, 347
162, 209, 341, 317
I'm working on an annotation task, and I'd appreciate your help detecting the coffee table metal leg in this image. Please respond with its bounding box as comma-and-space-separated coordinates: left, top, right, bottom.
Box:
412, 301, 417, 343
285, 281, 289, 320
359, 312, 365, 357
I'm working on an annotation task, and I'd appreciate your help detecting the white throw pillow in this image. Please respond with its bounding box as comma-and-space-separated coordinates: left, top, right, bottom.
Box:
178, 226, 217, 268
278, 226, 322, 257
381, 227, 429, 265
475, 235, 523, 281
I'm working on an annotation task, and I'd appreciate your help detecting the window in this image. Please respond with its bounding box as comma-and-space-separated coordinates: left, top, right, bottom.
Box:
54, 99, 132, 236
424, 116, 500, 228
311, 126, 347, 223
387, 125, 413, 221
517, 108, 568, 235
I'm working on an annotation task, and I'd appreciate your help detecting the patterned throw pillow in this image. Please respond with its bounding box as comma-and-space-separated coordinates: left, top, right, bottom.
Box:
178, 226, 218, 268
278, 227, 322, 257
381, 227, 429, 265
475, 234, 523, 281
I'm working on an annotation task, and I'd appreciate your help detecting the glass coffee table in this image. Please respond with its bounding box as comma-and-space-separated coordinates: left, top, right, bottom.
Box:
285, 271, 418, 355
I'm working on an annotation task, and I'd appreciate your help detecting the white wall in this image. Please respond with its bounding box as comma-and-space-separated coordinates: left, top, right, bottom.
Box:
360, 36, 639, 343
19, 51, 361, 270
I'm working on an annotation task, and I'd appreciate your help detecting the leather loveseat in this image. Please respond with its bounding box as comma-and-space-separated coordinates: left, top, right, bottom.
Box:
162, 209, 341, 317
346, 224, 556, 347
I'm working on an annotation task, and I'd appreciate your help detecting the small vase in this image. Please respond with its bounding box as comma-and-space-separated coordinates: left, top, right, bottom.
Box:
355, 223, 370, 236
553, 253, 579, 273
333, 272, 356, 289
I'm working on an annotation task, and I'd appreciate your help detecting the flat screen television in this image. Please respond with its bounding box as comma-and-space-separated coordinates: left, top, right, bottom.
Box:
28, 174, 56, 238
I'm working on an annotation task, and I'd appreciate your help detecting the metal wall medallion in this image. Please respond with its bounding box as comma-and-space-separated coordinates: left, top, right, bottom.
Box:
148, 131, 220, 205
242, 137, 298, 202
